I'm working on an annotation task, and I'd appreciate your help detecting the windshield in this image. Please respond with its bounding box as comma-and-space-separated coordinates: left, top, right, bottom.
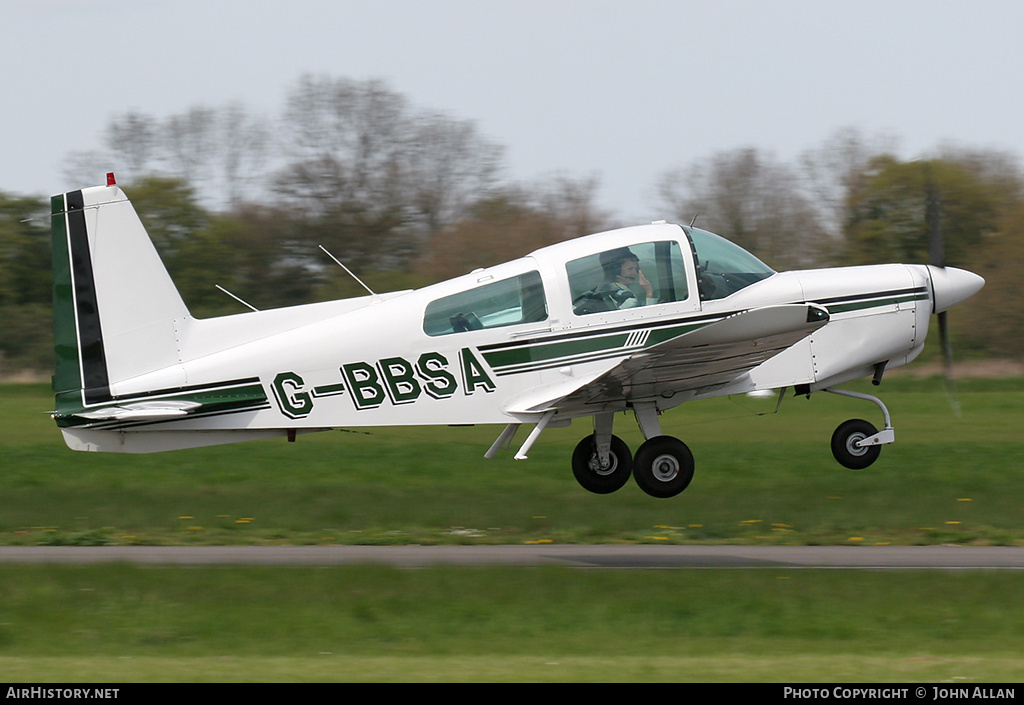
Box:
686, 227, 774, 301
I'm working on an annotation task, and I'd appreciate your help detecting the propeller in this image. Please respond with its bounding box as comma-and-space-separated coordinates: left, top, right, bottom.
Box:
926, 178, 961, 416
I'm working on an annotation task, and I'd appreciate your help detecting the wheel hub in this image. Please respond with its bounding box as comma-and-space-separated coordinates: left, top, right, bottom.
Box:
846, 433, 870, 456
589, 453, 618, 476
651, 454, 680, 482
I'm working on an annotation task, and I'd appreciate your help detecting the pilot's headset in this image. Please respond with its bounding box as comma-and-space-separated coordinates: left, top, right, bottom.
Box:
600, 247, 638, 280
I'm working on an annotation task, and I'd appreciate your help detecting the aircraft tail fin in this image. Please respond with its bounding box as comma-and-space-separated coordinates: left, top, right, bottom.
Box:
51, 178, 191, 414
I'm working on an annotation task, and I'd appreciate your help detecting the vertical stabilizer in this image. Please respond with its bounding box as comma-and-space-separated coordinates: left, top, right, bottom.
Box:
51, 183, 191, 412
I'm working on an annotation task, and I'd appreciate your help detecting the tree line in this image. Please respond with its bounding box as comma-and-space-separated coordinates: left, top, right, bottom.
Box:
2, 75, 1022, 376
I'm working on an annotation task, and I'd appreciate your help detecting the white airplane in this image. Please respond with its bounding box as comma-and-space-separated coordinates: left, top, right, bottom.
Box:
49, 175, 985, 498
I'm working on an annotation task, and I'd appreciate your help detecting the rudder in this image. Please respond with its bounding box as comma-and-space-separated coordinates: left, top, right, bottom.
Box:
51, 178, 191, 415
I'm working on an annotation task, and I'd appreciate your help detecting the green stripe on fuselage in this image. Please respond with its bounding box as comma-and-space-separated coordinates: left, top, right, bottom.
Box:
481, 319, 712, 372
478, 290, 921, 379
482, 332, 632, 369
824, 292, 928, 315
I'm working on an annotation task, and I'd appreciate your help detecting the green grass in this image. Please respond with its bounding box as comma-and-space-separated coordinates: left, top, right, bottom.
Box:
1, 380, 1022, 546
1, 380, 1023, 681
0, 565, 1022, 682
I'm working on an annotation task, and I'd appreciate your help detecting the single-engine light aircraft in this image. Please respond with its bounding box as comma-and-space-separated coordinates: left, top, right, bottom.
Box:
49, 175, 985, 498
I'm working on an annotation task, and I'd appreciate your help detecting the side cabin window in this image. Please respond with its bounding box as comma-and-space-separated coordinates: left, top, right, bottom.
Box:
686, 227, 775, 301
568, 240, 690, 316
423, 271, 548, 336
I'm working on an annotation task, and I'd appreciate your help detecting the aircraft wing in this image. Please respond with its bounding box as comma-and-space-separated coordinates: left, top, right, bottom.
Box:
504, 304, 828, 416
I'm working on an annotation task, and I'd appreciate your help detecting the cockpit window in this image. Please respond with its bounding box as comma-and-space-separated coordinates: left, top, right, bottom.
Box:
424, 271, 547, 336
568, 241, 690, 315
686, 227, 775, 301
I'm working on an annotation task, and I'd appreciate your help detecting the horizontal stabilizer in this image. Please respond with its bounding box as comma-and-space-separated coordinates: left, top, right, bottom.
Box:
73, 400, 202, 421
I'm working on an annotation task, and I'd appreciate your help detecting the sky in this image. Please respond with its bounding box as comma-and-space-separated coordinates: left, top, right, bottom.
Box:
4, 0, 1024, 223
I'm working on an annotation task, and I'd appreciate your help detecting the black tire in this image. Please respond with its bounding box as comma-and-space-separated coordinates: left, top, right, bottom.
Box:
571, 434, 633, 494
633, 436, 695, 499
831, 418, 882, 469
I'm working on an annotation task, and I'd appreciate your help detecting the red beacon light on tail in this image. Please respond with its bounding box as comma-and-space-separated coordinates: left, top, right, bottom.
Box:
106, 172, 116, 186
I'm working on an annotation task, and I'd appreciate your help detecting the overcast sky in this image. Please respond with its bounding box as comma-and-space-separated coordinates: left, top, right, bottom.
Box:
4, 0, 1024, 222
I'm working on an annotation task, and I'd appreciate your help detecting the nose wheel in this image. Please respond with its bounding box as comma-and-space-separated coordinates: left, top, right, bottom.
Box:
824, 388, 895, 470
830, 418, 882, 469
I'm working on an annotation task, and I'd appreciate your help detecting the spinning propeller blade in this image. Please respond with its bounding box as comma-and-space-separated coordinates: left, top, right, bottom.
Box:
927, 177, 961, 416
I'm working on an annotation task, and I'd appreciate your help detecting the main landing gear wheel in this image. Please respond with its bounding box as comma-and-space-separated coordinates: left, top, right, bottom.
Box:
571, 434, 633, 494
633, 436, 695, 499
831, 418, 882, 470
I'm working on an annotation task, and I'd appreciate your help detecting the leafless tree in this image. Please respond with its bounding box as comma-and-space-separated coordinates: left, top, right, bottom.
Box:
657, 147, 828, 270
274, 75, 508, 267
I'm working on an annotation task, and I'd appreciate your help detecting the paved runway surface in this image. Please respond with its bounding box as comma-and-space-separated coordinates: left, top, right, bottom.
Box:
1, 545, 1023, 569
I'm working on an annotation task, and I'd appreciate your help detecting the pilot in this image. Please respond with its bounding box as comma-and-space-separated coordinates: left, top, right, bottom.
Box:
574, 247, 655, 313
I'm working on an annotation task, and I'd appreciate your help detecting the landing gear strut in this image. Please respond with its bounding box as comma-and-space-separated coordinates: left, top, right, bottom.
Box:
824, 388, 895, 469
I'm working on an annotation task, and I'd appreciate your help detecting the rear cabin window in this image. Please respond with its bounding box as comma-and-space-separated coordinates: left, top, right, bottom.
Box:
568, 241, 690, 315
423, 271, 548, 336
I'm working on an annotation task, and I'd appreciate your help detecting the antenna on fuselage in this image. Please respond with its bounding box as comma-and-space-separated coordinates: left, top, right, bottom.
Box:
215, 284, 259, 312
689, 212, 700, 227
318, 244, 377, 297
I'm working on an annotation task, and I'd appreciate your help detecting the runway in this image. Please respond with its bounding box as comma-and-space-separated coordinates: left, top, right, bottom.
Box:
1, 544, 1023, 569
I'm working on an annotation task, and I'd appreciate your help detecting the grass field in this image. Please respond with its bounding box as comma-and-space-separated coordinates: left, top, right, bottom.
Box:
0, 565, 1023, 682
1, 379, 1022, 682
1, 379, 1022, 547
